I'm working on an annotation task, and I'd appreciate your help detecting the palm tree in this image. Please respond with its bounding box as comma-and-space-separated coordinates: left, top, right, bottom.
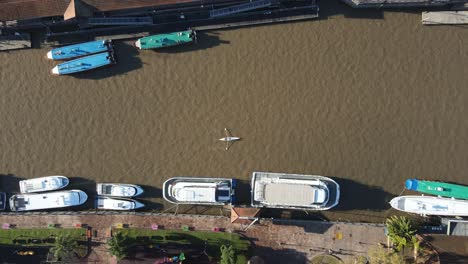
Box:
49, 234, 78, 261
386, 215, 417, 252
107, 232, 131, 260
220, 244, 236, 264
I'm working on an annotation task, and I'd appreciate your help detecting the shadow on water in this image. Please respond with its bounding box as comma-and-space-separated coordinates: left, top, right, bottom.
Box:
138, 199, 163, 212
253, 246, 308, 264
333, 177, 393, 211
151, 31, 230, 54
0, 174, 25, 193
234, 180, 251, 206
73, 42, 142, 80
318, 0, 384, 20
139, 185, 162, 199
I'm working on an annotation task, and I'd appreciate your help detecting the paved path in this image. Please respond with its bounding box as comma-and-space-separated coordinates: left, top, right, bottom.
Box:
0, 213, 387, 263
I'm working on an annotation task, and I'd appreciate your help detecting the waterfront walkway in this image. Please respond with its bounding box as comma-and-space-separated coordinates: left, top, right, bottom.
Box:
0, 213, 387, 263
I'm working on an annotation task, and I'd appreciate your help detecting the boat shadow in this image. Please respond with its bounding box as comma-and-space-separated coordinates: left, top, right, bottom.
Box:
333, 177, 393, 211
73, 41, 143, 80
317, 0, 385, 20
149, 31, 230, 54
0, 174, 26, 193
138, 185, 162, 199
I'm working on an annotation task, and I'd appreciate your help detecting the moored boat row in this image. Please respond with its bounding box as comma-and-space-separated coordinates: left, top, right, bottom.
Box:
162, 172, 340, 211
390, 178, 468, 216
45, 30, 196, 75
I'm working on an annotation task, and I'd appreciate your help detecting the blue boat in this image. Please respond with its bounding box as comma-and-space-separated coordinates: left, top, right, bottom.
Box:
47, 40, 112, 60
51, 52, 116, 75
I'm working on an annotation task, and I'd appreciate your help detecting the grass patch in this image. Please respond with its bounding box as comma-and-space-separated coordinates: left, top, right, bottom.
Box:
0, 228, 86, 246
115, 228, 250, 264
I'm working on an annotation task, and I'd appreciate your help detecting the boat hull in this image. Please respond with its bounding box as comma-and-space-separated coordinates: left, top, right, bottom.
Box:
9, 190, 88, 211
51, 51, 116, 75
96, 183, 144, 197
0, 192, 5, 211
135, 30, 196, 50
163, 177, 235, 205
406, 179, 468, 200
47, 40, 112, 60
96, 196, 144, 210
19, 176, 69, 193
390, 195, 468, 216
250, 172, 340, 210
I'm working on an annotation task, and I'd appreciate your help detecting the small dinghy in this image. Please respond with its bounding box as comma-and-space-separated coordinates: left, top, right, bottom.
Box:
219, 128, 240, 150
9, 190, 88, 211
163, 177, 236, 205
390, 195, 468, 216
19, 176, 69, 193
96, 196, 144, 210
96, 183, 144, 197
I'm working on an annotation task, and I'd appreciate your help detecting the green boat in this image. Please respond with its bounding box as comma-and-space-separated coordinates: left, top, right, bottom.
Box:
135, 30, 196, 50
405, 178, 468, 199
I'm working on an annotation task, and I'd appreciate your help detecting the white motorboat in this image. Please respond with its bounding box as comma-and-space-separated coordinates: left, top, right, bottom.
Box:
96, 183, 144, 197
390, 195, 468, 216
163, 177, 236, 205
251, 172, 340, 210
9, 190, 88, 211
19, 176, 69, 193
96, 196, 144, 210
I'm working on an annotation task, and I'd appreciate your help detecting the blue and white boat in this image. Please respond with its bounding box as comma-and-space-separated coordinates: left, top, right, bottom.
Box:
47, 40, 112, 60
51, 51, 116, 75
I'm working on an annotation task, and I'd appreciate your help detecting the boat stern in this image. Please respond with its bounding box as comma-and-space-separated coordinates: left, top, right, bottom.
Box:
405, 179, 419, 191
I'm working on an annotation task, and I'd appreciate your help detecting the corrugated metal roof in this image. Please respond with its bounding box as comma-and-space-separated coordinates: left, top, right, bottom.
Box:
0, 0, 199, 22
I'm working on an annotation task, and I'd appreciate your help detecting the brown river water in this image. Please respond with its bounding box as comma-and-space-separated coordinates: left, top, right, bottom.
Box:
0, 2, 466, 222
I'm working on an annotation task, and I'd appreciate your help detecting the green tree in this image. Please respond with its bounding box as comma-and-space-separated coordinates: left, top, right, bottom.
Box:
107, 232, 131, 260
368, 246, 406, 264
220, 244, 236, 264
386, 216, 417, 252
49, 234, 78, 261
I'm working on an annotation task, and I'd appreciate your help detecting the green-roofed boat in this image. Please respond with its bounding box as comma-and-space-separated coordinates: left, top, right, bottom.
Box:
405, 178, 468, 200
135, 30, 196, 50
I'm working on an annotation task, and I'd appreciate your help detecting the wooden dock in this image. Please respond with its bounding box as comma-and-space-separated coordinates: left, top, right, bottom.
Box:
422, 11, 468, 25
0, 33, 31, 51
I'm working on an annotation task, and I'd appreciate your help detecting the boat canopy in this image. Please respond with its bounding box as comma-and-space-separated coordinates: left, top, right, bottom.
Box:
260, 183, 327, 205
103, 185, 136, 197
172, 182, 218, 203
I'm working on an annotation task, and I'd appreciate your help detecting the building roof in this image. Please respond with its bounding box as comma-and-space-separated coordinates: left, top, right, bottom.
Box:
0, 0, 198, 22
230, 207, 260, 224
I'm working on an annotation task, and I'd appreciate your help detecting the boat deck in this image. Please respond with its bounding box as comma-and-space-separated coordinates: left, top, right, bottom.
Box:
251, 172, 339, 210
422, 11, 468, 25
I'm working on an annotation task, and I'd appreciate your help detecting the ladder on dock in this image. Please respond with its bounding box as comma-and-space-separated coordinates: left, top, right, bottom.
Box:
210, 0, 272, 18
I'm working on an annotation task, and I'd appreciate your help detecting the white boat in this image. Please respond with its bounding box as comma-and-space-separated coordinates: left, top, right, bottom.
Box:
9, 190, 88, 211
19, 176, 69, 193
96, 196, 144, 210
390, 195, 468, 216
219, 128, 240, 150
163, 177, 236, 205
251, 172, 340, 210
219, 137, 241, 142
96, 183, 144, 197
